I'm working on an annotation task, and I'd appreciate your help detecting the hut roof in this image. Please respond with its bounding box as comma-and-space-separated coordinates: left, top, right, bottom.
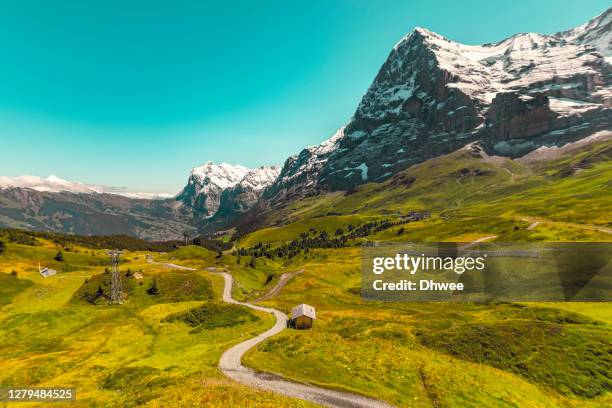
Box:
291, 303, 316, 320
40, 267, 57, 277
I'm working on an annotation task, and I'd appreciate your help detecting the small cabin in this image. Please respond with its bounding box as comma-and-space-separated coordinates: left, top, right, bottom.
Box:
38, 263, 57, 278
288, 304, 316, 330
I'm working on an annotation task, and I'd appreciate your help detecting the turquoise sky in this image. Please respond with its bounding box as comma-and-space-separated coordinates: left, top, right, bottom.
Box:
1, 1, 609, 193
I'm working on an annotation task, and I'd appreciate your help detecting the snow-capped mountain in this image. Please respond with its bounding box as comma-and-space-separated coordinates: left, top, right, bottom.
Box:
238, 166, 282, 191
562, 8, 611, 63
213, 166, 281, 220
0, 175, 172, 199
175, 162, 280, 220
267, 8, 612, 195
176, 162, 250, 218
265, 127, 345, 201
1, 8, 610, 238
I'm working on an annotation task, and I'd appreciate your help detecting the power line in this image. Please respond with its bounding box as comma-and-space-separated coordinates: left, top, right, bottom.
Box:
108, 250, 123, 304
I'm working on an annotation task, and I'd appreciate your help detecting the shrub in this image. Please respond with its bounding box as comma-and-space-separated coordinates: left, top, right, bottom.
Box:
147, 279, 159, 295
164, 303, 259, 331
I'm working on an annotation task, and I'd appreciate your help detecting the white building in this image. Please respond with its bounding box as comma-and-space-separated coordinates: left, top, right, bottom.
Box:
38, 263, 57, 278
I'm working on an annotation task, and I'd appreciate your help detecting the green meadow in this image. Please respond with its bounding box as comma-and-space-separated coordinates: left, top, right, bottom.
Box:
0, 240, 313, 407
1, 140, 610, 407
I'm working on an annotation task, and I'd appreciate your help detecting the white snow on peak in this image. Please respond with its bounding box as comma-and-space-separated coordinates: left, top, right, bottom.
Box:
562, 7, 612, 60
180, 161, 279, 217
239, 166, 281, 191
280, 126, 346, 184
308, 126, 345, 155
385, 9, 612, 107
190, 162, 250, 190
0, 175, 172, 199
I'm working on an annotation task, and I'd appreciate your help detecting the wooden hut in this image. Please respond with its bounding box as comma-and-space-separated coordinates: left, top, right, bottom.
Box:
289, 304, 316, 329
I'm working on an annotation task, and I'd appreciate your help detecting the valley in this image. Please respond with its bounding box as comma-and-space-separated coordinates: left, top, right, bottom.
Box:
1, 134, 610, 406
1, 6, 611, 407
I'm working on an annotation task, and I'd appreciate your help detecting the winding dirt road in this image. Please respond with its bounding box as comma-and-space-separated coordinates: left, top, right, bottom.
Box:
254, 269, 304, 303
216, 272, 395, 408
150, 260, 393, 406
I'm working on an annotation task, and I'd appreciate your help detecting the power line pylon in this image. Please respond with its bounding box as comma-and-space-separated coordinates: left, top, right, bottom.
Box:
108, 250, 123, 304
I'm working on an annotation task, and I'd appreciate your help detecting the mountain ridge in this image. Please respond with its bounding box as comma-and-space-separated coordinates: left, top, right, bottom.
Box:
1, 8, 610, 239
263, 7, 610, 199
175, 162, 280, 224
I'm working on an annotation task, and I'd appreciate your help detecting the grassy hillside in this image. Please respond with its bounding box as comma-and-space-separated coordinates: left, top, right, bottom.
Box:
1, 140, 610, 407
243, 248, 611, 407
234, 141, 611, 247
235, 141, 612, 407
0, 241, 314, 407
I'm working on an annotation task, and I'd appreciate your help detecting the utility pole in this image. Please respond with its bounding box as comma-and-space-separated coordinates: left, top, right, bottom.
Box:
108, 250, 123, 304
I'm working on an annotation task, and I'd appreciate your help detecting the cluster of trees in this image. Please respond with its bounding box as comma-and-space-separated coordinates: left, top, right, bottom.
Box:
0, 228, 180, 251
0, 228, 233, 254
147, 279, 159, 295
234, 218, 411, 263
2, 230, 38, 246
190, 236, 233, 252
84, 285, 106, 304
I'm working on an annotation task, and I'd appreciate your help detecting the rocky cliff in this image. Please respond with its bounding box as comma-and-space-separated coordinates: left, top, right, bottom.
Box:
267, 8, 611, 197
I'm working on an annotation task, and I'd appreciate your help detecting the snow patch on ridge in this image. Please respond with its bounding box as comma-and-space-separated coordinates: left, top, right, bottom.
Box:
190, 162, 250, 190
0, 175, 172, 199
238, 166, 281, 191
280, 126, 346, 185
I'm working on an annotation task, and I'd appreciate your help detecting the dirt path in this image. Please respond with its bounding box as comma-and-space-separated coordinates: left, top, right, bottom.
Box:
471, 235, 498, 243
516, 215, 612, 235
527, 221, 540, 230
157, 262, 197, 270
254, 269, 304, 303
216, 272, 395, 408
459, 234, 498, 250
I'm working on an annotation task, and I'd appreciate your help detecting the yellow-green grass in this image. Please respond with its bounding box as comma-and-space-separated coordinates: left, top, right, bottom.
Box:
1, 140, 610, 407
232, 142, 612, 405
0, 242, 314, 407
241, 140, 611, 246
243, 247, 612, 407
238, 214, 382, 247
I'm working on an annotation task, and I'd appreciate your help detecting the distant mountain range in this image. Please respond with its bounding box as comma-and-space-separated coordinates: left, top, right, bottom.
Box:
0, 175, 173, 199
1, 8, 610, 239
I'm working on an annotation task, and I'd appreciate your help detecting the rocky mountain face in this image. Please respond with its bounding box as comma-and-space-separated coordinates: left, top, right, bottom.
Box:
175, 162, 250, 219
208, 166, 281, 226
267, 8, 611, 197
0, 187, 194, 240
175, 162, 280, 225
265, 128, 345, 202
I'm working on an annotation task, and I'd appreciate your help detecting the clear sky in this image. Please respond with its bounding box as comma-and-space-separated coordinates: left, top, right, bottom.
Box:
1, 0, 609, 193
